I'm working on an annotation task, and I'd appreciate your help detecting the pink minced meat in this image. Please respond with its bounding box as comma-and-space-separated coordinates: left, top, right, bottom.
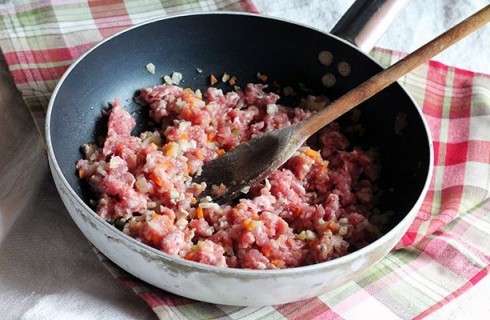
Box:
76, 83, 381, 269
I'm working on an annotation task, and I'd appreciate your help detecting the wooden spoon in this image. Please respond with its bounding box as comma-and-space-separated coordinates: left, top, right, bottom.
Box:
194, 5, 490, 203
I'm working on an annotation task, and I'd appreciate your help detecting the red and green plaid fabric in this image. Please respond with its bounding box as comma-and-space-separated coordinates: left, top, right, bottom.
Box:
1, 1, 489, 319
0, 0, 258, 131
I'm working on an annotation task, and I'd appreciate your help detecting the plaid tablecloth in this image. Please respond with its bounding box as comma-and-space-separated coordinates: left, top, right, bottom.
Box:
1, 1, 489, 319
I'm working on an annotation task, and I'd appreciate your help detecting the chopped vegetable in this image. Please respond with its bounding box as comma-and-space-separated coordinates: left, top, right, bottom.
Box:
305, 147, 320, 160
146, 63, 156, 74
257, 72, 268, 82
163, 72, 183, 85
196, 206, 204, 219
171, 72, 183, 85
222, 72, 230, 82
163, 75, 173, 84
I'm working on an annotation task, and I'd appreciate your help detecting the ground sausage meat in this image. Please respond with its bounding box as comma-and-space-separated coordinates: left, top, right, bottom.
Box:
76, 83, 381, 269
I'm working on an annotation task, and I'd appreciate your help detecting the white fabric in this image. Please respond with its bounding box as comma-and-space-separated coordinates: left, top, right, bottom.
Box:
1, 1, 489, 319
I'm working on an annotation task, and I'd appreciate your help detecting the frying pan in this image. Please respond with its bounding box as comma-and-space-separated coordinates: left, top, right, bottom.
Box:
46, 0, 433, 306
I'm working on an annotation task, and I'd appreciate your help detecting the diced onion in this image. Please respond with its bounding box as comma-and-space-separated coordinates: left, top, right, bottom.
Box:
146, 63, 156, 74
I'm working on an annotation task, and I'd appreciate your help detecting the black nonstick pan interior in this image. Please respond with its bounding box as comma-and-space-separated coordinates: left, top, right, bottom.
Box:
49, 13, 431, 232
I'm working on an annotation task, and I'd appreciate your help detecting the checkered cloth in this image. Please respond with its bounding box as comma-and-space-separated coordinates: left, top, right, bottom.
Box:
1, 1, 489, 319
0, 0, 257, 131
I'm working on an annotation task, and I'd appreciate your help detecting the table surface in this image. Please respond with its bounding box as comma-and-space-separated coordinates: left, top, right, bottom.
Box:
1, 1, 489, 319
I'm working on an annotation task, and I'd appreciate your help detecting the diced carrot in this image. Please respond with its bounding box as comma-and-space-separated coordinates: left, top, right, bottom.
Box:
322, 160, 329, 169
217, 148, 225, 156
263, 247, 271, 257
162, 143, 173, 156
151, 212, 159, 219
243, 218, 254, 231
195, 151, 204, 160
292, 206, 303, 216
271, 259, 281, 266
257, 73, 268, 82
305, 147, 319, 159
78, 170, 84, 179
210, 74, 218, 85
271, 259, 285, 268
189, 98, 200, 106
229, 76, 237, 86
207, 132, 215, 142
196, 206, 204, 219
183, 108, 193, 118
190, 197, 197, 205
184, 243, 200, 260
157, 161, 172, 169
149, 172, 163, 187
115, 142, 124, 153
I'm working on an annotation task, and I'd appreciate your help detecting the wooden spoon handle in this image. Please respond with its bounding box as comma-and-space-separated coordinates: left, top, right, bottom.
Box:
298, 5, 490, 138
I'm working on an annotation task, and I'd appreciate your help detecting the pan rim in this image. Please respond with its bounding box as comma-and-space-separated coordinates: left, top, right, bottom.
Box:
45, 11, 434, 277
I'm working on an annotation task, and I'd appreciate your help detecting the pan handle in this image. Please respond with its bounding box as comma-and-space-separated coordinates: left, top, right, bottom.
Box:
331, 0, 410, 53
